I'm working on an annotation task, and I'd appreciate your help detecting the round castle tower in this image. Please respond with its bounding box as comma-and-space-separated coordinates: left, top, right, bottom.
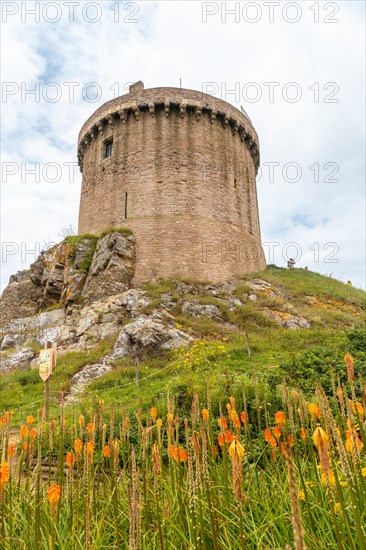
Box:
77, 81, 266, 283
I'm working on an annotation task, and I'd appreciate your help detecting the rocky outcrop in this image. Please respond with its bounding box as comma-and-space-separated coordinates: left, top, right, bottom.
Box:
0, 270, 42, 326
82, 233, 135, 301
65, 361, 113, 403
181, 301, 222, 320
0, 348, 35, 373
112, 313, 192, 358
1, 252, 319, 380
265, 310, 311, 329
0, 231, 135, 326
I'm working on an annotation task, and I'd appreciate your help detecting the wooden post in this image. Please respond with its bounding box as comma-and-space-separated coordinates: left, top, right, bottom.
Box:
39, 341, 57, 422
45, 379, 50, 421
44, 341, 52, 421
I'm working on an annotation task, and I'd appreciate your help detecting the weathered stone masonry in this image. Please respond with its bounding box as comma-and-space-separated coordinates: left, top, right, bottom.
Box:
78, 82, 266, 283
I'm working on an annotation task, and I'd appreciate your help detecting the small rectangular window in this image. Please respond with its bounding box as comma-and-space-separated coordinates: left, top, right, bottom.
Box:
104, 140, 113, 158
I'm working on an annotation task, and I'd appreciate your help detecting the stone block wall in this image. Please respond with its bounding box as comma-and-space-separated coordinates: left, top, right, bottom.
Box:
77, 84, 266, 283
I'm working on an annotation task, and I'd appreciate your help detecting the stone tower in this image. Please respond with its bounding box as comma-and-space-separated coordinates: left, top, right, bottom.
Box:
77, 82, 266, 283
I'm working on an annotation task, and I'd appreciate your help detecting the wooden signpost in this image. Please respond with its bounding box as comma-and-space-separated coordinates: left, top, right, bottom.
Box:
39, 341, 57, 421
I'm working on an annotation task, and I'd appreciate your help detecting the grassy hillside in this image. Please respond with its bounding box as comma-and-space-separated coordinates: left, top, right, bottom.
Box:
1, 266, 365, 423
1, 267, 365, 549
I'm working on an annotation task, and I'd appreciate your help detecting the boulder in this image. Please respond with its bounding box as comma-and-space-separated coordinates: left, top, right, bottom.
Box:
82, 233, 135, 301
112, 314, 191, 358
265, 309, 311, 329
0, 270, 40, 325
0, 348, 35, 373
181, 301, 222, 320
65, 361, 113, 403
115, 289, 151, 317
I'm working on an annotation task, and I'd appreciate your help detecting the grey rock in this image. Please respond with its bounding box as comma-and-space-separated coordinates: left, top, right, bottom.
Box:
65, 361, 113, 403
37, 309, 65, 330
0, 348, 35, 373
83, 233, 135, 302
36, 325, 71, 346
115, 289, 151, 317
1, 334, 16, 350
284, 317, 311, 330
181, 301, 222, 320
265, 310, 311, 330
112, 314, 191, 358
0, 270, 40, 324
76, 312, 100, 337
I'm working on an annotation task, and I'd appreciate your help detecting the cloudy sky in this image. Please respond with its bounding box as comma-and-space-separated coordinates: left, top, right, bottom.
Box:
1, 0, 365, 291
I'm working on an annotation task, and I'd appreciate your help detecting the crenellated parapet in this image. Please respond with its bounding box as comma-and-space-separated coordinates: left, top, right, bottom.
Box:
77, 85, 260, 173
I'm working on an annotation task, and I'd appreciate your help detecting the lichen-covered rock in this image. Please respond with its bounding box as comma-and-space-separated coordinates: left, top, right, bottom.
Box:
0, 270, 41, 325
265, 309, 311, 329
65, 362, 113, 403
0, 238, 94, 324
181, 301, 222, 320
82, 233, 135, 302
0, 308, 70, 349
39, 239, 97, 308
112, 314, 191, 358
1, 334, 17, 350
37, 309, 65, 330
248, 278, 285, 299
114, 289, 151, 317
284, 316, 311, 329
0, 233, 136, 327
0, 348, 35, 373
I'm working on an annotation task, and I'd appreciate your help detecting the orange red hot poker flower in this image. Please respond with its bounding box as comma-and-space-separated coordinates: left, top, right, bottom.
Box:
87, 423, 95, 435
0, 461, 9, 488
264, 428, 272, 443
168, 445, 188, 462
264, 428, 277, 448
103, 445, 111, 458
344, 352, 354, 382
240, 411, 247, 426
273, 425, 281, 440
217, 416, 228, 430
274, 411, 286, 425
47, 483, 61, 513
65, 452, 75, 468
73, 439, 83, 456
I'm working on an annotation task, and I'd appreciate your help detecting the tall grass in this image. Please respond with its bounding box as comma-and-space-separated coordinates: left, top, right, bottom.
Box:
0, 353, 365, 549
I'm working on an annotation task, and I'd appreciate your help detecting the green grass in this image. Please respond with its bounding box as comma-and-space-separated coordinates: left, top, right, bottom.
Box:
0, 338, 116, 414
65, 234, 99, 271
98, 226, 133, 238
2, 266, 365, 423
233, 282, 251, 299
241, 265, 366, 305
1, 370, 366, 549
140, 278, 179, 298
64, 228, 133, 274
41, 303, 65, 313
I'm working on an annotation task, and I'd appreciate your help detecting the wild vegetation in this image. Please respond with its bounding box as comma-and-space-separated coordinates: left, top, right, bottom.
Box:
0, 267, 365, 419
0, 352, 365, 549
0, 267, 365, 548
